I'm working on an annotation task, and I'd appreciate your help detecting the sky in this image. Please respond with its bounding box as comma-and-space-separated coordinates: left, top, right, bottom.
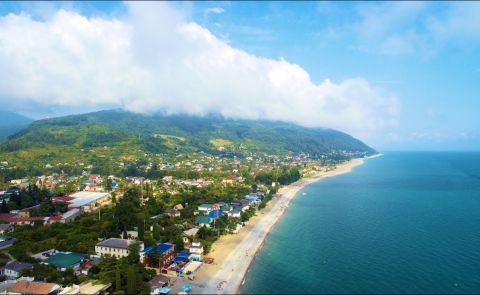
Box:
0, 1, 479, 151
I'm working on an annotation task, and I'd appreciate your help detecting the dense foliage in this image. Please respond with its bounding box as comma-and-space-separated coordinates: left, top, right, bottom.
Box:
0, 110, 374, 181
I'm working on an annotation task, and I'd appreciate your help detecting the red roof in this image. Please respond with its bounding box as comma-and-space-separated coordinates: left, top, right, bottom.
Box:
89, 174, 101, 180
226, 175, 237, 180
0, 213, 17, 222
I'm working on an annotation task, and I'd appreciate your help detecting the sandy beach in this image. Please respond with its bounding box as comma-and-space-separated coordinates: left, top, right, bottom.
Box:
181, 155, 380, 294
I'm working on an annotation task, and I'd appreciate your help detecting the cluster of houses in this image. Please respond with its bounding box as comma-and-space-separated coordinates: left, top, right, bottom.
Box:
0, 249, 109, 295
193, 193, 265, 228
0, 191, 111, 227
93, 236, 205, 292
161, 176, 213, 188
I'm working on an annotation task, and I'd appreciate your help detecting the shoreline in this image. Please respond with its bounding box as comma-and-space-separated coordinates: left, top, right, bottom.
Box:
192, 154, 381, 294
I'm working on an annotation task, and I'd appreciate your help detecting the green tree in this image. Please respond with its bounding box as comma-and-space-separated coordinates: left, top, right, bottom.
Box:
126, 266, 136, 295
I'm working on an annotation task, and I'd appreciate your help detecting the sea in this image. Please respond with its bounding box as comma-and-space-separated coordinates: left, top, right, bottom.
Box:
240, 152, 480, 294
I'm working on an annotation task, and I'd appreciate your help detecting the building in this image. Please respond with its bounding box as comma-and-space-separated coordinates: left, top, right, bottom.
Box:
95, 238, 144, 258
0, 235, 16, 249
182, 228, 199, 244
0, 224, 13, 234
67, 192, 111, 213
8, 280, 61, 295
195, 216, 212, 228
197, 204, 213, 213
43, 252, 87, 271
189, 242, 204, 257
164, 209, 180, 218
0, 261, 33, 279
140, 243, 175, 267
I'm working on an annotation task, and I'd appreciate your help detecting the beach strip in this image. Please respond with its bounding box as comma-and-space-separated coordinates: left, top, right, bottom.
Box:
195, 155, 379, 294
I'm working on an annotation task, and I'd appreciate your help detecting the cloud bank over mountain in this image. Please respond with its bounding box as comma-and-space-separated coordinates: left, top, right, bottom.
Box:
0, 2, 399, 140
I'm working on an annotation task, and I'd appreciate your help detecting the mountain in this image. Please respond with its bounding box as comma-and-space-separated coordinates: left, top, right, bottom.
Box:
1, 109, 375, 156
0, 111, 32, 140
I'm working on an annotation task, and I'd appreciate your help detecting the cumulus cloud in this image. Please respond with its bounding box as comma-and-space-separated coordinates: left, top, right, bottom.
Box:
0, 2, 399, 140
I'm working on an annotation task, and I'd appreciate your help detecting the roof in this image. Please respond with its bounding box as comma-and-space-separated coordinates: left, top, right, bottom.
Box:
195, 215, 211, 224
149, 275, 171, 288
79, 281, 111, 294
62, 208, 80, 219
164, 208, 179, 214
174, 251, 191, 263
96, 238, 134, 250
9, 280, 60, 295
183, 228, 199, 237
43, 252, 87, 268
141, 243, 174, 255
3, 261, 32, 272
208, 210, 224, 218
198, 204, 212, 209
0, 223, 12, 231
69, 191, 109, 208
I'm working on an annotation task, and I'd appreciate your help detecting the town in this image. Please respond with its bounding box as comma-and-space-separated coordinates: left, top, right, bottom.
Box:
0, 149, 365, 294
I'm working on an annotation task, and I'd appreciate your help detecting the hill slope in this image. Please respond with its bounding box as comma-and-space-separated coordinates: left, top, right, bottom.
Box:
1, 110, 375, 157
0, 111, 32, 140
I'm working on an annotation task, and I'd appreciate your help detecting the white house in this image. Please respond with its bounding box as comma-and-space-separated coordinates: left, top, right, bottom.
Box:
95, 238, 144, 259
189, 242, 204, 256
0, 261, 33, 279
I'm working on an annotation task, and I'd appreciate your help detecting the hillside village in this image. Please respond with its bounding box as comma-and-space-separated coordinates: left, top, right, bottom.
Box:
0, 148, 367, 294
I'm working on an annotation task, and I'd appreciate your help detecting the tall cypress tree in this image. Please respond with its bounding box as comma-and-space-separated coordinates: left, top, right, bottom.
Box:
126, 266, 136, 295
115, 264, 121, 292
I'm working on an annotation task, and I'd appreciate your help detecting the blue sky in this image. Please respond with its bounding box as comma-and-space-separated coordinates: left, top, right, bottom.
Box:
0, 1, 479, 150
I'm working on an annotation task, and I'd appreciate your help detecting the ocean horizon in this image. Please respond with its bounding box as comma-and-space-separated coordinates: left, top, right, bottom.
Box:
240, 151, 480, 294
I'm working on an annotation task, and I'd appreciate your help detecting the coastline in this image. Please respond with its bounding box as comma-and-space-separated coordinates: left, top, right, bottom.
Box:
191, 155, 380, 294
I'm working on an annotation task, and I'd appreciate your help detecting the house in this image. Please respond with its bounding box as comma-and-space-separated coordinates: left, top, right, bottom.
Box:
0, 224, 13, 234
67, 191, 111, 213
164, 209, 180, 218
140, 243, 176, 267
8, 280, 61, 295
89, 174, 101, 182
197, 204, 213, 213
42, 252, 87, 271
227, 209, 242, 218
223, 175, 237, 185
174, 204, 184, 210
77, 281, 111, 295
182, 228, 199, 244
195, 216, 212, 228
0, 261, 33, 279
61, 208, 81, 223
188, 241, 204, 256
95, 238, 144, 258
162, 176, 173, 183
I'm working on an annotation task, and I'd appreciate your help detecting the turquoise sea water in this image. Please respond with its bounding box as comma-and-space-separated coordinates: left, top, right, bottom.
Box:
240, 152, 480, 294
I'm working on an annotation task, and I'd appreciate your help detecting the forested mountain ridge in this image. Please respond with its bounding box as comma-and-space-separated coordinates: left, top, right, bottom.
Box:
1, 109, 375, 157
0, 111, 32, 139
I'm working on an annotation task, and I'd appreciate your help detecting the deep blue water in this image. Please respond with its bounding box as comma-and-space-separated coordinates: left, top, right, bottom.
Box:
241, 152, 480, 294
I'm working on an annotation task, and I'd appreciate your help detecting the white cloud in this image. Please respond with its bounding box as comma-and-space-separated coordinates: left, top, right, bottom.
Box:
0, 2, 399, 141
205, 7, 225, 15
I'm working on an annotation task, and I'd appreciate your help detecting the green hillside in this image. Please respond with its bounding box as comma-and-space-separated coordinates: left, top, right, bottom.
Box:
0, 110, 375, 178
2, 109, 374, 154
